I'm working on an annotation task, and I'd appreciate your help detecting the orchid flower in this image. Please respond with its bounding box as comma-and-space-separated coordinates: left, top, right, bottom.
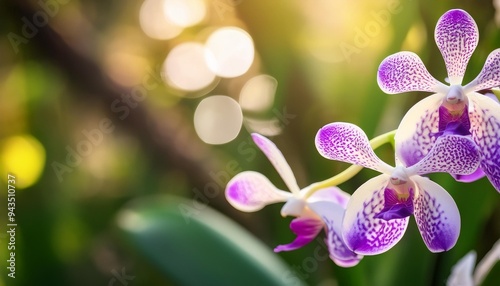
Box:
377, 9, 500, 192
447, 239, 500, 286
315, 122, 481, 255
225, 133, 362, 267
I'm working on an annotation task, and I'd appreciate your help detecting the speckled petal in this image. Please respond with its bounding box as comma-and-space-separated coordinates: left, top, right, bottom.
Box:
274, 217, 323, 252
309, 201, 363, 267
435, 9, 479, 85
395, 93, 444, 167
408, 134, 480, 176
377, 52, 445, 94
468, 92, 500, 192
413, 176, 460, 252
465, 49, 500, 92
342, 174, 409, 255
225, 171, 290, 212
451, 167, 486, 183
251, 133, 301, 193
315, 122, 393, 173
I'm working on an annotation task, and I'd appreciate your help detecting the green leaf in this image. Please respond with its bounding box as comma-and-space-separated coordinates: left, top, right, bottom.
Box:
115, 195, 305, 286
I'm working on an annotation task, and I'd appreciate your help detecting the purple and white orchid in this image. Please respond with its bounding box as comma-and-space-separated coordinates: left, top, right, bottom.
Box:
315, 122, 481, 254
377, 9, 500, 192
225, 133, 362, 267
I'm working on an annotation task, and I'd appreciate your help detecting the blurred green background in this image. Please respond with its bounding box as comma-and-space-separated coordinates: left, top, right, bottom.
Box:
0, 0, 499, 285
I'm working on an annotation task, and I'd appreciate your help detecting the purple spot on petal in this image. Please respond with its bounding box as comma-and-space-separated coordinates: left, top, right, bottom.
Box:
225, 172, 287, 212
435, 9, 478, 82
377, 52, 441, 94
397, 105, 440, 167
344, 186, 409, 255
315, 123, 384, 172
414, 189, 459, 252
469, 49, 500, 91
323, 218, 362, 267
412, 134, 481, 175
469, 99, 500, 192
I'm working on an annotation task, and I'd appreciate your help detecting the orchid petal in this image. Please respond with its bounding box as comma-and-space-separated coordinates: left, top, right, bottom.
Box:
451, 167, 486, 183
484, 91, 500, 103
465, 49, 500, 92
309, 201, 363, 267
274, 217, 323, 252
468, 92, 500, 192
395, 93, 444, 167
280, 197, 306, 217
251, 133, 301, 193
342, 174, 409, 255
435, 9, 479, 85
447, 251, 476, 286
225, 171, 290, 212
315, 122, 393, 173
408, 134, 480, 176
377, 52, 445, 94
307, 186, 351, 208
413, 176, 460, 252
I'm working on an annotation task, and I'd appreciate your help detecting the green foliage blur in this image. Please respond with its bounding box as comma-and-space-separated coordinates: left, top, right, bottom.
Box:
0, 0, 499, 285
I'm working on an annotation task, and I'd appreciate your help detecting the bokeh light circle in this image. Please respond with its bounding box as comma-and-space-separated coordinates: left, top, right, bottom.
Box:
194, 95, 243, 144
164, 0, 206, 28
239, 74, 277, 112
205, 27, 255, 78
139, 0, 183, 40
163, 42, 216, 92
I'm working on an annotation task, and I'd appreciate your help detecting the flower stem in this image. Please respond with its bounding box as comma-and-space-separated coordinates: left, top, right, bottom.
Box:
303, 129, 396, 198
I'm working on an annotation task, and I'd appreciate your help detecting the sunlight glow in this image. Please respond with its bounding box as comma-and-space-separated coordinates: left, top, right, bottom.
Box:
163, 42, 216, 91
140, 0, 183, 40
205, 27, 255, 78
401, 21, 427, 52
194, 95, 243, 144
